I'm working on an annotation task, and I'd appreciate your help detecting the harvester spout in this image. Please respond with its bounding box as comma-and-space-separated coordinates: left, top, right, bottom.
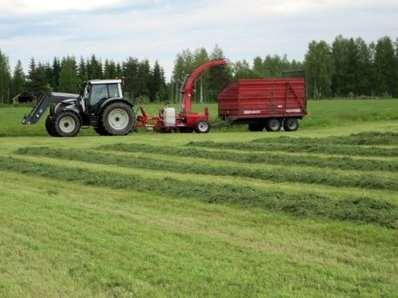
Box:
181, 59, 227, 114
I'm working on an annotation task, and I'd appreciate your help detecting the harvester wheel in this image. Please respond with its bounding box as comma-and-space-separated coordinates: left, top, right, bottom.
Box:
265, 118, 282, 132
194, 121, 210, 133
284, 118, 299, 132
248, 122, 264, 132
179, 127, 194, 133
101, 102, 133, 136
45, 116, 59, 137
54, 111, 81, 137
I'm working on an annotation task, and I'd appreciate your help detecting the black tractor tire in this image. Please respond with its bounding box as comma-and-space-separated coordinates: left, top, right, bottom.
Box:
54, 111, 81, 137
194, 121, 210, 133
248, 122, 264, 132
284, 118, 299, 132
45, 116, 59, 137
265, 118, 282, 132
94, 126, 111, 136
101, 102, 134, 136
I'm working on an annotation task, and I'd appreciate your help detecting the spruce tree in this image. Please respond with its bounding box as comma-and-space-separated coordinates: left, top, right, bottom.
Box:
58, 57, 80, 93
0, 49, 11, 103
11, 60, 25, 98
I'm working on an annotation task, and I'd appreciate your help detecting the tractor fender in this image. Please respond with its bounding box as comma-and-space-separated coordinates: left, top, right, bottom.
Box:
53, 100, 81, 117
99, 98, 133, 113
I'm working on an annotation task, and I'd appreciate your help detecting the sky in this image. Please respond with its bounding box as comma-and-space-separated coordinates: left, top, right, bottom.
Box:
0, 0, 397, 79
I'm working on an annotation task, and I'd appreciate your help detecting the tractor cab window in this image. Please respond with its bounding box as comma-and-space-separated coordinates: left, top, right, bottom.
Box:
90, 84, 108, 105
108, 84, 120, 98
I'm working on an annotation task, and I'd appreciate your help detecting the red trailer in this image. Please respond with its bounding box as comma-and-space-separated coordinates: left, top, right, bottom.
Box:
218, 78, 307, 131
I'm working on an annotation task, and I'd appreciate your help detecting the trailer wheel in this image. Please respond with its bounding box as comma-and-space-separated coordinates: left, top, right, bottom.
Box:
194, 121, 210, 133
45, 116, 59, 137
248, 122, 264, 132
265, 118, 282, 132
101, 102, 133, 136
54, 111, 81, 137
284, 118, 299, 132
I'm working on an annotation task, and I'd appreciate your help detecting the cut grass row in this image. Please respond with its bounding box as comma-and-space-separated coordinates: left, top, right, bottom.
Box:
188, 141, 398, 158
16, 147, 398, 191
253, 132, 398, 146
7, 151, 398, 229
96, 142, 398, 173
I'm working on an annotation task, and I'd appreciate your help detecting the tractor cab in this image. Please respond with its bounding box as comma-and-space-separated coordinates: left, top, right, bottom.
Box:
80, 80, 124, 114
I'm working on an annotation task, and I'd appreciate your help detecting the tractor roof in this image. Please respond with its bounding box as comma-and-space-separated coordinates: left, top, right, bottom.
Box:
89, 79, 122, 85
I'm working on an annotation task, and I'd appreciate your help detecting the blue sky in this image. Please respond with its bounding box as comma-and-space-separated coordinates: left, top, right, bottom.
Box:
0, 0, 397, 79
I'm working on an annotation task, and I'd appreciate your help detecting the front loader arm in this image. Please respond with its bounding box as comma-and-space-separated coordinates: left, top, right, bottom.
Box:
22, 94, 53, 125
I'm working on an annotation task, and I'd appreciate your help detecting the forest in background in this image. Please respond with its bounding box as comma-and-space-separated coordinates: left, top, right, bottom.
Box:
0, 35, 397, 103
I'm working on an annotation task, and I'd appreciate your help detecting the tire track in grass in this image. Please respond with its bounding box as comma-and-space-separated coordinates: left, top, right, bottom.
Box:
3, 154, 398, 229
95, 142, 398, 175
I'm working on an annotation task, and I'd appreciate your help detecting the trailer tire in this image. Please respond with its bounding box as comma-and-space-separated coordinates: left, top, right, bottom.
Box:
45, 116, 59, 137
194, 121, 210, 133
101, 102, 133, 136
284, 118, 299, 132
54, 111, 81, 137
248, 122, 264, 132
265, 118, 282, 132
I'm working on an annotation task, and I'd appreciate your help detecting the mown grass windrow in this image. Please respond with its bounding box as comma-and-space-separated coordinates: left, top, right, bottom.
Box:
97, 143, 398, 172
16, 147, 398, 192
1, 155, 398, 228
188, 141, 398, 158
252, 131, 398, 146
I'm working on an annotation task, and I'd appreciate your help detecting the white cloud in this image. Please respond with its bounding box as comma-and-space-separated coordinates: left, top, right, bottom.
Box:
0, 0, 128, 15
1, 0, 397, 78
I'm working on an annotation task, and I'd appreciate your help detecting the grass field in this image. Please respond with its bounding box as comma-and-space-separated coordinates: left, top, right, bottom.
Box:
0, 99, 398, 297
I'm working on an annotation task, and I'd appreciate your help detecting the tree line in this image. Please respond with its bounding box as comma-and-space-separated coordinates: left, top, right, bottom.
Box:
0, 35, 397, 104
0, 54, 168, 103
305, 36, 398, 99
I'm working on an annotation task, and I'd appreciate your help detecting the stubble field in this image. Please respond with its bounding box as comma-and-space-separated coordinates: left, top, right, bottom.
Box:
0, 99, 397, 297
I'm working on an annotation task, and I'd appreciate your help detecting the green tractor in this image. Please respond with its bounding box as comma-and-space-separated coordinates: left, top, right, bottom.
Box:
22, 80, 135, 137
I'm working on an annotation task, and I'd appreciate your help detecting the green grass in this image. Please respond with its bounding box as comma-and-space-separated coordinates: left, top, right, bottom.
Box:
1, 100, 398, 297
2, 98, 398, 136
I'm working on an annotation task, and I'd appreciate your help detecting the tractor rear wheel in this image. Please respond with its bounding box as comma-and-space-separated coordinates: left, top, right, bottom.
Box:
194, 121, 210, 133
284, 118, 299, 131
94, 126, 110, 136
101, 102, 133, 136
45, 116, 59, 137
265, 118, 282, 132
54, 111, 81, 137
248, 122, 264, 132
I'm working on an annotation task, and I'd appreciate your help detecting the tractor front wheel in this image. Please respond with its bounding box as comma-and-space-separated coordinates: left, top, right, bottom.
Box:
54, 111, 81, 137
101, 103, 133, 136
194, 121, 210, 133
45, 116, 59, 137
